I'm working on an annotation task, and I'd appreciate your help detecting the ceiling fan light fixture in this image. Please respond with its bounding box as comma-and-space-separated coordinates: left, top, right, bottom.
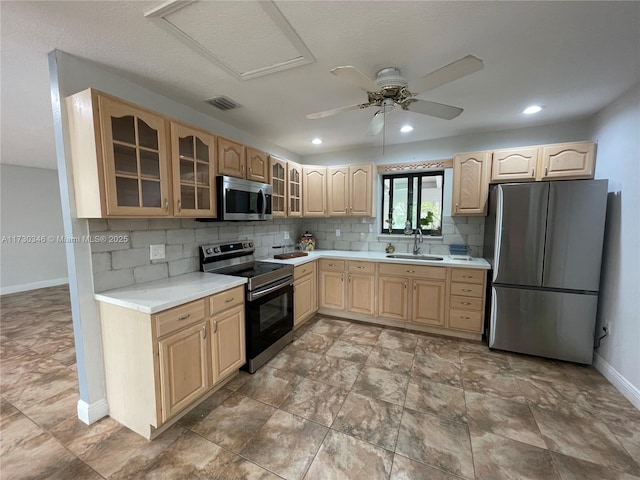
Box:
400, 125, 414, 133
311, 138, 323, 145
523, 105, 543, 115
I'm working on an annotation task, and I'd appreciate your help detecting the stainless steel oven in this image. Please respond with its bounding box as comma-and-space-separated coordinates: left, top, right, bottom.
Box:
200, 240, 294, 373
217, 176, 273, 221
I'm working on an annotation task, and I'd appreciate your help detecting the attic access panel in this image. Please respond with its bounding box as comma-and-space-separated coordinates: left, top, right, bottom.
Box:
145, 0, 314, 80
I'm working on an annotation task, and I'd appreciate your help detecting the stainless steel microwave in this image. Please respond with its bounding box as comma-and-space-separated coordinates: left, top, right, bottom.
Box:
217, 176, 273, 221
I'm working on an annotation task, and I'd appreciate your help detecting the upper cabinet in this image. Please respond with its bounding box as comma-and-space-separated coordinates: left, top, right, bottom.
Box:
302, 166, 327, 217
67, 89, 172, 217
327, 163, 373, 217
170, 122, 216, 217
217, 137, 246, 179
452, 151, 491, 216
245, 147, 268, 183
539, 141, 595, 180
491, 147, 539, 183
287, 161, 303, 217
269, 156, 287, 217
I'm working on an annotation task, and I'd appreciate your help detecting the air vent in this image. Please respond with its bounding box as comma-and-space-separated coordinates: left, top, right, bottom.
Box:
205, 96, 241, 111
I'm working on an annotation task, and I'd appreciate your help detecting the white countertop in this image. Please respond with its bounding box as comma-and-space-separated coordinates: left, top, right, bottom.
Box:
260, 249, 491, 269
94, 272, 247, 314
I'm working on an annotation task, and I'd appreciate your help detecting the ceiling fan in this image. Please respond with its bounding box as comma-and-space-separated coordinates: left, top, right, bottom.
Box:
306, 55, 484, 136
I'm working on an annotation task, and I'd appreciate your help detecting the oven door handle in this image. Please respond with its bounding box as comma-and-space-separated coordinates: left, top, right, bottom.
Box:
249, 280, 292, 301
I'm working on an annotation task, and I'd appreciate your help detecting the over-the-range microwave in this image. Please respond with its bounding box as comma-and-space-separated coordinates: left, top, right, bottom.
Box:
211, 175, 273, 221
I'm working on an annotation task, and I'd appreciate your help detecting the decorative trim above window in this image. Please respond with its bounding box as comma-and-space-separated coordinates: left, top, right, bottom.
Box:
377, 158, 452, 174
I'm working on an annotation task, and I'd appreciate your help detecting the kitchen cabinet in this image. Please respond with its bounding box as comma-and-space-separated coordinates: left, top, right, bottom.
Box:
412, 279, 446, 327
294, 261, 317, 326
98, 286, 245, 439
302, 166, 327, 217
287, 161, 303, 217
540, 141, 595, 180
491, 147, 539, 183
452, 151, 491, 216
217, 137, 246, 179
319, 259, 346, 310
269, 156, 287, 217
170, 122, 216, 217
245, 147, 268, 183
447, 268, 486, 333
347, 261, 376, 315
327, 164, 374, 217
66, 89, 171, 217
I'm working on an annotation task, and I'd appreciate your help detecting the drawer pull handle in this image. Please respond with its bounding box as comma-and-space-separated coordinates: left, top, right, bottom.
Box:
202, 325, 207, 340
164, 198, 169, 211
406, 270, 415, 273
461, 302, 472, 305
462, 289, 473, 292
545, 166, 548, 176
356, 266, 364, 269
462, 275, 473, 278
225, 297, 235, 303
328, 263, 336, 267
213, 320, 218, 333
404, 281, 407, 289
532, 168, 535, 177
461, 316, 470, 320
177, 314, 191, 321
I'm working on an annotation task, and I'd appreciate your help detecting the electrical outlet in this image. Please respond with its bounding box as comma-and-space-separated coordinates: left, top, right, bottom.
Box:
283, 231, 289, 240
150, 244, 165, 260
336, 228, 341, 237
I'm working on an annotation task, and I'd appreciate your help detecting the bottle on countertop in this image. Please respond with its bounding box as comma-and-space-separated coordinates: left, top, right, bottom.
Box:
299, 231, 316, 252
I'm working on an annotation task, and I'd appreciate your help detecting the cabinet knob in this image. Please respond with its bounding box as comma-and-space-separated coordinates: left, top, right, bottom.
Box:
348, 275, 351, 283
164, 198, 169, 211
404, 281, 407, 289
455, 203, 459, 212
202, 325, 207, 340
341, 274, 344, 282
413, 283, 416, 291
177, 199, 182, 212
213, 320, 218, 333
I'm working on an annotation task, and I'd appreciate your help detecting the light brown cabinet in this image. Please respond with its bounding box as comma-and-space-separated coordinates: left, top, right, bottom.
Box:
217, 137, 246, 179
319, 260, 376, 315
98, 286, 246, 439
269, 156, 287, 217
540, 141, 595, 180
327, 164, 373, 217
246, 147, 268, 183
287, 161, 303, 217
447, 268, 486, 333
302, 166, 327, 217
378, 275, 409, 320
294, 261, 317, 326
66, 89, 172, 217
170, 122, 216, 217
412, 279, 446, 327
491, 147, 539, 183
319, 259, 346, 310
452, 151, 491, 216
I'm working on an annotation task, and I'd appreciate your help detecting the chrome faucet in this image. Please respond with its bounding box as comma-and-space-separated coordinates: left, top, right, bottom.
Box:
413, 228, 423, 255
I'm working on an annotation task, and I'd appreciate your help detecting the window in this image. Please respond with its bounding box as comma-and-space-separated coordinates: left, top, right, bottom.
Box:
381, 172, 444, 234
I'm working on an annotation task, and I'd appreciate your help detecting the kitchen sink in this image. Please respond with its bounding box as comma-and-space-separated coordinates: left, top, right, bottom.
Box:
386, 254, 444, 261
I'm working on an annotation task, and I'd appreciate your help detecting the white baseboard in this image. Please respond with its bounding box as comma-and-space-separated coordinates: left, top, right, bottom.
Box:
77, 398, 109, 425
593, 353, 640, 410
0, 277, 68, 295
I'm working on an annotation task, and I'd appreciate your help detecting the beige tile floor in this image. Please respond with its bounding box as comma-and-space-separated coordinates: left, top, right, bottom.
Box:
1, 285, 639, 479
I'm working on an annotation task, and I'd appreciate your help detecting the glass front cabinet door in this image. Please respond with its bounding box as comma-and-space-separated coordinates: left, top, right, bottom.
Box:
171, 123, 216, 217
269, 156, 286, 217
99, 96, 171, 216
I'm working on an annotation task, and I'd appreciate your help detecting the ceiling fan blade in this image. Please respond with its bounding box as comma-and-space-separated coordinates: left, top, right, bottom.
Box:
331, 66, 379, 92
306, 102, 371, 120
367, 103, 394, 136
405, 99, 463, 120
407, 55, 484, 94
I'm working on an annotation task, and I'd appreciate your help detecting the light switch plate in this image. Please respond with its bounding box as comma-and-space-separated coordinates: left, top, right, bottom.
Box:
283, 231, 289, 240
150, 244, 165, 260
336, 229, 341, 237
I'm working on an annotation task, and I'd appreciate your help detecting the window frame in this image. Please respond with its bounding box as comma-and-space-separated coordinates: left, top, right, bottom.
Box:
380, 171, 444, 235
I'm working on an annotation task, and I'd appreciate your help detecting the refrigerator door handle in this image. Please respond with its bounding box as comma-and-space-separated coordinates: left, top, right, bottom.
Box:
492, 186, 504, 283
489, 286, 497, 347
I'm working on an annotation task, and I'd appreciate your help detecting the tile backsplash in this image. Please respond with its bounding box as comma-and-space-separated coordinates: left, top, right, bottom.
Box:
89, 215, 484, 292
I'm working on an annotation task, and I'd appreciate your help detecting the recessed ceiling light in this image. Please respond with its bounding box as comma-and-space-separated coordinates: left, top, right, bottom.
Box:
523, 105, 543, 115
400, 125, 414, 133
311, 138, 323, 145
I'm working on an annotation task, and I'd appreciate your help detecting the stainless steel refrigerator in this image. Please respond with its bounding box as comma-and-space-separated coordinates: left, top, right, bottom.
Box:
483, 180, 608, 364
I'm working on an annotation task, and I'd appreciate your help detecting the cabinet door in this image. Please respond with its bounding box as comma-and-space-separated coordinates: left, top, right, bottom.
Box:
348, 273, 376, 316
350, 164, 373, 216
327, 166, 349, 216
99, 96, 170, 216
491, 147, 539, 183
294, 274, 314, 325
211, 304, 246, 381
269, 156, 287, 217
217, 137, 246, 178
171, 122, 216, 217
287, 161, 303, 217
246, 147, 268, 183
411, 280, 446, 326
540, 142, 595, 180
452, 152, 491, 216
158, 321, 209, 422
378, 276, 408, 321
302, 166, 327, 217
319, 270, 345, 310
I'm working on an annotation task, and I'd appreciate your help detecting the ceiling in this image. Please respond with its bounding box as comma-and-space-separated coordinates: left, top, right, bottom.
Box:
1, 1, 639, 170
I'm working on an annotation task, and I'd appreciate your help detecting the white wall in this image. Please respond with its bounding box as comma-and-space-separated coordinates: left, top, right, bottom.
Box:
590, 83, 640, 405
0, 164, 67, 294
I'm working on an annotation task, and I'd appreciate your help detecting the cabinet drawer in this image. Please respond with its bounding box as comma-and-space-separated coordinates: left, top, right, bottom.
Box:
348, 261, 376, 274
155, 299, 206, 338
210, 286, 244, 315
449, 309, 483, 332
379, 263, 446, 280
449, 295, 483, 311
320, 259, 345, 272
450, 282, 484, 297
450, 268, 485, 285
294, 261, 317, 280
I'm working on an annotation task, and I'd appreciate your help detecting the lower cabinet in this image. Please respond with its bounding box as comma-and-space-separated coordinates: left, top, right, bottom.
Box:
320, 260, 376, 315
99, 285, 246, 439
447, 268, 486, 333
319, 260, 346, 310
294, 261, 317, 326
412, 279, 446, 327
378, 275, 409, 320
